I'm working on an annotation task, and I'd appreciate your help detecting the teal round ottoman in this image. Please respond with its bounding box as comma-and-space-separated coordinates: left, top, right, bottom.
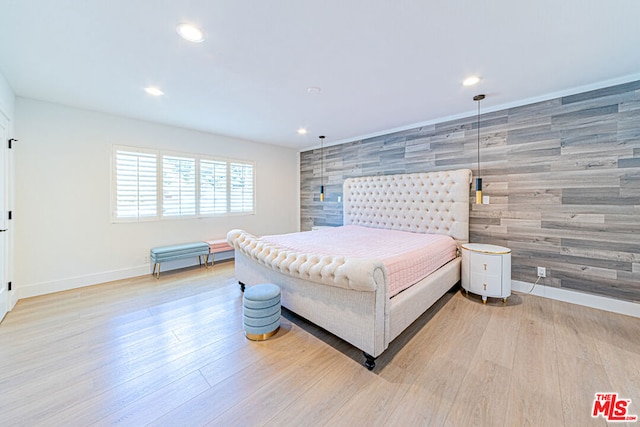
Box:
243, 283, 281, 341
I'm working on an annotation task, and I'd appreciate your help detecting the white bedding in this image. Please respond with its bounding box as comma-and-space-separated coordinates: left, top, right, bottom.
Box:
262, 225, 457, 297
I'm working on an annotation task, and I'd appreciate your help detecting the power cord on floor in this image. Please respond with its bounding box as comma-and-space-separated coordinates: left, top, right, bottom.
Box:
524, 275, 542, 295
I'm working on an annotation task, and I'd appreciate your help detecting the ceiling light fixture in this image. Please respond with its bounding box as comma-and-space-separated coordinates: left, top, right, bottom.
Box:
307, 87, 321, 94
463, 76, 481, 86
144, 87, 164, 96
474, 94, 485, 204
176, 23, 205, 43
297, 128, 308, 135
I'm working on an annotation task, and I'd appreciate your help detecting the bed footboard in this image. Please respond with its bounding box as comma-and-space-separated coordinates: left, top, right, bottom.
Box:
228, 229, 387, 292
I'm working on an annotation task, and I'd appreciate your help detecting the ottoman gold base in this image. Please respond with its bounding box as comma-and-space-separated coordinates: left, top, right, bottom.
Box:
245, 326, 280, 341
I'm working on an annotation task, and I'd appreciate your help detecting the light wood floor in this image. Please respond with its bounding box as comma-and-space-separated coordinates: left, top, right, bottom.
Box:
1, 261, 639, 426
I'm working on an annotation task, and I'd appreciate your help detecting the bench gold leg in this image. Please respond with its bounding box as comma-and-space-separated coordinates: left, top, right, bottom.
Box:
153, 263, 161, 279
198, 255, 210, 268
200, 255, 207, 267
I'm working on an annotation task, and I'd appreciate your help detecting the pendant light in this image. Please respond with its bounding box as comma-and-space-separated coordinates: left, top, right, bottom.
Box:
319, 135, 325, 202
473, 94, 485, 204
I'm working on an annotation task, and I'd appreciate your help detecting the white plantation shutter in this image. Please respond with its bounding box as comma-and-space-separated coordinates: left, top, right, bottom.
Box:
112, 146, 254, 221
229, 162, 254, 213
114, 148, 157, 220
200, 159, 228, 215
162, 155, 196, 216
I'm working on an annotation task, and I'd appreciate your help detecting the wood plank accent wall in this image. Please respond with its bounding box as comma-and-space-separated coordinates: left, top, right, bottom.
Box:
300, 80, 640, 303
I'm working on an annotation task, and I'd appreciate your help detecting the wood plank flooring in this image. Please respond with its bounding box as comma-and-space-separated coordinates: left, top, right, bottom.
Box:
1, 261, 639, 426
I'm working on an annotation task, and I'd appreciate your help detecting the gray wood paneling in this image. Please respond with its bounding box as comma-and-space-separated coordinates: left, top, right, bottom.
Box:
300, 80, 640, 303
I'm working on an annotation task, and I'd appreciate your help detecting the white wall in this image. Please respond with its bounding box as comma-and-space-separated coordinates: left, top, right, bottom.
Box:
0, 72, 15, 118
14, 98, 299, 298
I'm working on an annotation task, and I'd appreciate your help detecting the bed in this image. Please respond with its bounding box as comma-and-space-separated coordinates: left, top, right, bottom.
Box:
227, 168, 472, 369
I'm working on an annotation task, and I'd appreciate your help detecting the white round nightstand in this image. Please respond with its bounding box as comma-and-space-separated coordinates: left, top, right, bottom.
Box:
461, 243, 512, 304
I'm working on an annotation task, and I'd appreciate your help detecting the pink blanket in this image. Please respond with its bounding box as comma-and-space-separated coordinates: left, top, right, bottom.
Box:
262, 225, 457, 297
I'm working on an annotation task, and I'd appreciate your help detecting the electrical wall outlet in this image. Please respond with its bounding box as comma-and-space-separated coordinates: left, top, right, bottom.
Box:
537, 266, 546, 277
144, 255, 149, 263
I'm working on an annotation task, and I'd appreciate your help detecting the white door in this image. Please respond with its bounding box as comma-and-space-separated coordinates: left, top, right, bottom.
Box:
0, 112, 9, 322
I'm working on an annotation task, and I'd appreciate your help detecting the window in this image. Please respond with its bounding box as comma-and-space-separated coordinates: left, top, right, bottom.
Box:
200, 159, 228, 215
162, 155, 196, 217
112, 146, 255, 222
113, 148, 158, 220
230, 162, 254, 213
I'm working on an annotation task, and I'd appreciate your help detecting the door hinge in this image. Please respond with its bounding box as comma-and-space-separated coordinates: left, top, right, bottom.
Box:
8, 211, 12, 220
8, 138, 17, 149
7, 282, 11, 291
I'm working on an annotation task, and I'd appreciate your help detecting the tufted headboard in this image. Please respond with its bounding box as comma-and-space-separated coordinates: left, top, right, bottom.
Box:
342, 169, 472, 243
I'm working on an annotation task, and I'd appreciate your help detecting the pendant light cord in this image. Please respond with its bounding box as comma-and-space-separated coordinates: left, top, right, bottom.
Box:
320, 136, 324, 188
319, 135, 325, 200
477, 100, 480, 178
473, 94, 485, 179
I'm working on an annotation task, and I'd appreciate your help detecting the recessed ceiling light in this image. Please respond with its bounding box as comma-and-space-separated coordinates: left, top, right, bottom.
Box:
176, 23, 205, 43
307, 87, 321, 94
144, 87, 164, 96
297, 128, 308, 135
463, 76, 481, 86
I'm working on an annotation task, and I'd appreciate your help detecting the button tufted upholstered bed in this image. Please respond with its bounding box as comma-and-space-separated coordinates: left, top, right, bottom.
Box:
227, 168, 472, 369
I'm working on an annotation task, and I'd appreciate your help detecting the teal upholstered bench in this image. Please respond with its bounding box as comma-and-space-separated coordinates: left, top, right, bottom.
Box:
150, 242, 210, 278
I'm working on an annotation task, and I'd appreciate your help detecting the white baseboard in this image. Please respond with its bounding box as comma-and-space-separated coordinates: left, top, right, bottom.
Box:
8, 290, 18, 311
19, 264, 151, 299
511, 280, 640, 319
17, 251, 236, 300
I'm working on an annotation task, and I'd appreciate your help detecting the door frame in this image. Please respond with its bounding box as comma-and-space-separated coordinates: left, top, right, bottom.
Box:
0, 108, 15, 321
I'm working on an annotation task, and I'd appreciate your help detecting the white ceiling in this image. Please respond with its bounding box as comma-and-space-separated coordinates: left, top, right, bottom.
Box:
1, 1, 639, 150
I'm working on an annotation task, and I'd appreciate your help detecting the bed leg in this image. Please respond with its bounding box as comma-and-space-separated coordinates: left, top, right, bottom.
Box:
239, 281, 245, 292
363, 352, 376, 370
